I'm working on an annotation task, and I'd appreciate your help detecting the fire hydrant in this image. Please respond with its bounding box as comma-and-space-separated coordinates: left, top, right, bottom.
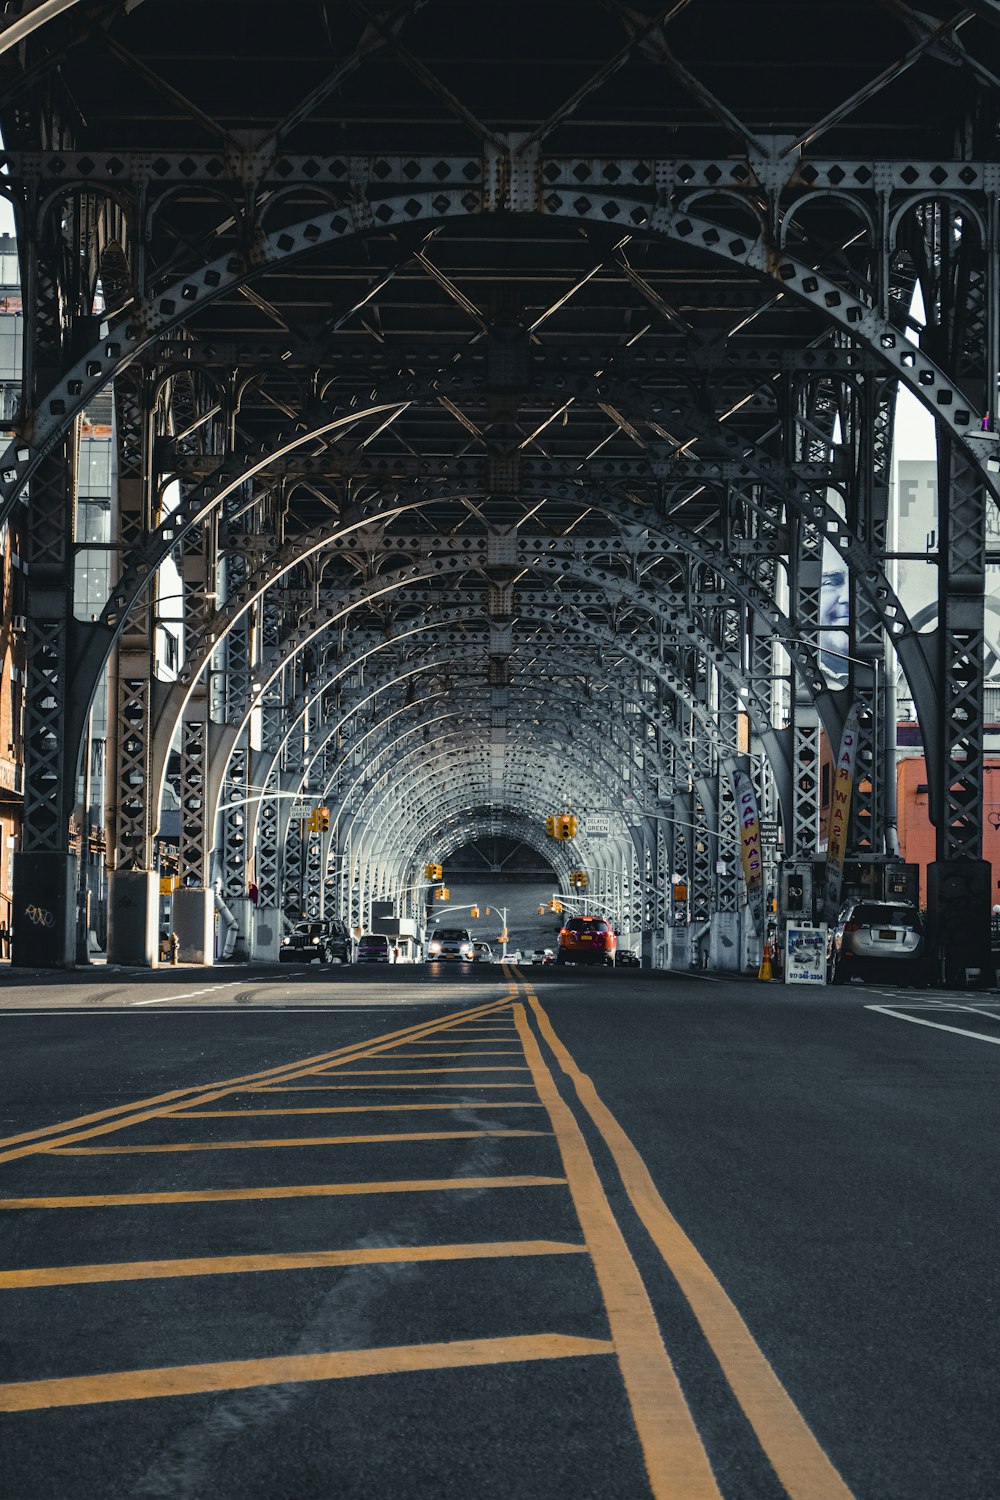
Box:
169, 932, 179, 965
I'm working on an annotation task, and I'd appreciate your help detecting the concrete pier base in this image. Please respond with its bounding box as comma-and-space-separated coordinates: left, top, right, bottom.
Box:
108, 869, 159, 967
709, 912, 741, 972
251, 904, 282, 962
12, 851, 77, 968
173, 886, 215, 966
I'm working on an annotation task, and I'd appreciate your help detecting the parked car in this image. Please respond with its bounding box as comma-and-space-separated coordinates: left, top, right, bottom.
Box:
827, 900, 930, 985
615, 949, 641, 968
427, 927, 475, 962
473, 941, 494, 963
356, 933, 395, 964
279, 918, 351, 965
556, 915, 617, 967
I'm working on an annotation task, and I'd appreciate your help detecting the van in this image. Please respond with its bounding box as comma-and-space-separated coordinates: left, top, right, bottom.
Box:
357, 933, 394, 964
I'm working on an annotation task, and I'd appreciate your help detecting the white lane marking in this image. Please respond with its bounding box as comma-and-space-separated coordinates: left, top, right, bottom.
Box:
130, 983, 243, 1007
866, 1004, 1000, 1047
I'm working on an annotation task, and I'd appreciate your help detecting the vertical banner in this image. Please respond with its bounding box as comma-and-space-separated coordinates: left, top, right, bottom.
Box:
825, 702, 861, 920
730, 767, 765, 936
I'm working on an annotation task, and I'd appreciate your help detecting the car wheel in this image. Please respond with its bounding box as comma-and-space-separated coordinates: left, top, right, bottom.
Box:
830, 957, 847, 986
555, 952, 567, 966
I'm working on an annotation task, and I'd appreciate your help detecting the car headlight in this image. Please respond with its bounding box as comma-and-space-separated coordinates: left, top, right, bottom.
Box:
461, 944, 474, 958
311, 936, 321, 945
428, 941, 441, 954
280, 937, 290, 946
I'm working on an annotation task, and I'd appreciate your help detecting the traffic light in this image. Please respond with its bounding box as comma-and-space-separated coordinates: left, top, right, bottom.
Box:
537, 904, 547, 915
470, 906, 480, 918
317, 806, 330, 832
570, 870, 588, 890
306, 811, 319, 832
435, 886, 450, 901
558, 813, 577, 840
545, 816, 557, 838
549, 898, 563, 913
423, 863, 443, 880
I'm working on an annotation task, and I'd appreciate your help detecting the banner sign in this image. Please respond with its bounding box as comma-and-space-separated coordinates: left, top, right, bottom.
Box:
784, 922, 828, 985
825, 703, 861, 919
731, 767, 765, 935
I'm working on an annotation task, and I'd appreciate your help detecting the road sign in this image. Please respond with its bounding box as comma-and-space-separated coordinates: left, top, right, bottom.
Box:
290, 801, 310, 821
759, 820, 779, 840
586, 815, 610, 837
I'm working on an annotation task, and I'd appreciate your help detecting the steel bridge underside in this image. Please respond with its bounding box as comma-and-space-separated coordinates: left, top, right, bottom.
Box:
1, 0, 997, 977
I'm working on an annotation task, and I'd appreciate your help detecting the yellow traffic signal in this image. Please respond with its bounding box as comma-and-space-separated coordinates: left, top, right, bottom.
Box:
470, 906, 480, 918
435, 886, 450, 901
570, 870, 588, 890
306, 811, 319, 832
485, 907, 491, 915
558, 813, 577, 839
537, 904, 546, 915
317, 806, 330, 832
423, 863, 443, 880
549, 898, 563, 913
545, 815, 557, 838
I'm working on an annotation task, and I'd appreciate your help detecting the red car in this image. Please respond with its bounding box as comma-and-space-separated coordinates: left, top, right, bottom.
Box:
556, 915, 617, 967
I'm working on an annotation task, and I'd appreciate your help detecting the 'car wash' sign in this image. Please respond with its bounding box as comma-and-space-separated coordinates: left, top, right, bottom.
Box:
730, 767, 765, 936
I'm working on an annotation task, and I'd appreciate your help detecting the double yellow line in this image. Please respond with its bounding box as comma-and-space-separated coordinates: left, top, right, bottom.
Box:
509, 969, 855, 1500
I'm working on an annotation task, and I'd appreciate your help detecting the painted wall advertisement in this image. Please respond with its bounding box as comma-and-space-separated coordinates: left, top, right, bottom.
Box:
784, 922, 828, 986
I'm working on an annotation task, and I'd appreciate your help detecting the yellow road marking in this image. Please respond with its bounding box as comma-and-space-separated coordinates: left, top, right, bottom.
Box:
176, 1104, 547, 1117
307, 1067, 531, 1076
57, 1129, 549, 1155
0, 997, 517, 1164
512, 1004, 721, 1500
248, 1083, 538, 1092
0, 1333, 613, 1412
0, 1175, 566, 1211
0, 1239, 587, 1290
525, 989, 856, 1500
374, 1051, 525, 1058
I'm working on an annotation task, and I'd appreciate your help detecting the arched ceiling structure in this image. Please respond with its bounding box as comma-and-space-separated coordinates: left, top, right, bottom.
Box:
2, 1, 999, 962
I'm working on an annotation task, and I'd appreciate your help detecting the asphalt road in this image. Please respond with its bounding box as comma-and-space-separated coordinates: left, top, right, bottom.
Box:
0, 961, 997, 1499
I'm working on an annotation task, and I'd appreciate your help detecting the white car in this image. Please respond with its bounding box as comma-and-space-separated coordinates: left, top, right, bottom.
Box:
427, 927, 475, 962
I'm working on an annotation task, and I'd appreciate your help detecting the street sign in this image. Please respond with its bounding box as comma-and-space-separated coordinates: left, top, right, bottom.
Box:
586, 815, 610, 837
290, 801, 310, 821
759, 820, 779, 840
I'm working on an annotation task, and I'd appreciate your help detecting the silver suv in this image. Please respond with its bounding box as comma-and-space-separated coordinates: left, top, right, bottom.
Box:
828, 900, 930, 986
427, 927, 475, 962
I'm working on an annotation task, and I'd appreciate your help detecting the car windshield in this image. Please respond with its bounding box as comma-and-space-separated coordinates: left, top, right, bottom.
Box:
293, 923, 325, 937
850, 905, 918, 926
435, 929, 469, 941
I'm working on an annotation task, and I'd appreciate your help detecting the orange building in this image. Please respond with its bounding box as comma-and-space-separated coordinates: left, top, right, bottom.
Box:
896, 754, 1000, 909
